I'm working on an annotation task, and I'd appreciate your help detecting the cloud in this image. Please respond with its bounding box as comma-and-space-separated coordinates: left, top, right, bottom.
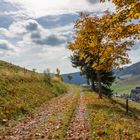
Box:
0, 0, 123, 74
0, 0, 20, 12
30, 32, 41, 39
0, 40, 16, 51
0, 17, 71, 48
4, 0, 115, 18
8, 19, 39, 35
132, 41, 140, 50
0, 14, 14, 28
37, 13, 79, 29
86, 0, 99, 4
32, 34, 66, 46
26, 21, 38, 31
0, 40, 18, 57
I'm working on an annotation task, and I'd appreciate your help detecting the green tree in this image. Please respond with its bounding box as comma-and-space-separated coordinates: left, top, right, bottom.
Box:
56, 68, 60, 77
55, 68, 64, 82
43, 68, 51, 85
71, 53, 115, 97
67, 75, 73, 83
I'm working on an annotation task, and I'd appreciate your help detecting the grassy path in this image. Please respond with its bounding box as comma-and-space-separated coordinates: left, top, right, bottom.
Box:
65, 92, 91, 140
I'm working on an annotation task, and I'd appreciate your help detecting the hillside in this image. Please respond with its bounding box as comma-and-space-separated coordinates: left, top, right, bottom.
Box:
0, 60, 28, 72
0, 60, 67, 129
112, 62, 140, 94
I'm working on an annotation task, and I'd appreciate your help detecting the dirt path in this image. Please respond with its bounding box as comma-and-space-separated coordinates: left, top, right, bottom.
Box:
65, 92, 91, 140
0, 91, 79, 140
0, 90, 92, 140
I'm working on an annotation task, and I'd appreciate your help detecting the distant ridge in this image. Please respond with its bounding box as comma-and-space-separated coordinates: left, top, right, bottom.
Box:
62, 72, 87, 85
62, 61, 140, 85
115, 61, 140, 77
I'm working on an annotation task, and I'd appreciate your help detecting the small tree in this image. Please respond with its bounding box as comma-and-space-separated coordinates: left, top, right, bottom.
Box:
56, 68, 60, 77
55, 68, 64, 82
43, 68, 51, 85
32, 68, 36, 73
67, 75, 73, 83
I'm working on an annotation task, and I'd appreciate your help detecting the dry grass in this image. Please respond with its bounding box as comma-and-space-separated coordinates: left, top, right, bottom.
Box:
84, 91, 140, 139
0, 61, 67, 130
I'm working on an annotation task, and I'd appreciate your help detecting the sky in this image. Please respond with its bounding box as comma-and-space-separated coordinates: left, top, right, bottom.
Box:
0, 0, 140, 74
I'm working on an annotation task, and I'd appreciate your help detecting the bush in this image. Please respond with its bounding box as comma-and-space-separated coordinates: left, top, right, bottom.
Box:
43, 69, 51, 85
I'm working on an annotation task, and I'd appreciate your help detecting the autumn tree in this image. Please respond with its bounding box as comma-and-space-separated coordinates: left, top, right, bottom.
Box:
101, 0, 140, 40
101, 0, 140, 21
69, 11, 134, 98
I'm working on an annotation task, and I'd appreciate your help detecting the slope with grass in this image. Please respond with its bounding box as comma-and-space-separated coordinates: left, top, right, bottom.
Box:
0, 60, 67, 129
112, 61, 140, 95
85, 91, 140, 139
112, 75, 140, 95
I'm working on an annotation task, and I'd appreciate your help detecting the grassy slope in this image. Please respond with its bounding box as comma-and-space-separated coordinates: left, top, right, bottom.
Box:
112, 75, 140, 95
0, 60, 67, 128
85, 91, 140, 139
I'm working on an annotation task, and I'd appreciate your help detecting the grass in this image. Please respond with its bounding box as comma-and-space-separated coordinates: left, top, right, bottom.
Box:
112, 75, 140, 95
0, 60, 67, 130
112, 83, 140, 95
84, 91, 140, 139
113, 97, 140, 119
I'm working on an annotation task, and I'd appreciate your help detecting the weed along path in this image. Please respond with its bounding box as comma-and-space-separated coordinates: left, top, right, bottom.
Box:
66, 92, 91, 140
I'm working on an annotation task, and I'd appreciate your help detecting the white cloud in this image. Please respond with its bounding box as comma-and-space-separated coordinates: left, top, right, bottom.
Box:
0, 40, 15, 50
0, 39, 18, 56
4, 0, 115, 17
9, 19, 40, 35
0, 17, 77, 73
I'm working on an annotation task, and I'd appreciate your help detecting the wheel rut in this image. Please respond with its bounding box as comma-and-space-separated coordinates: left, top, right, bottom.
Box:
65, 92, 92, 140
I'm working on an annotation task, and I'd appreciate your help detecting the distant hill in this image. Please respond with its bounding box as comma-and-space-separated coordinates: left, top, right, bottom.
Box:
62, 72, 87, 85
62, 62, 140, 85
112, 62, 140, 94
115, 61, 140, 77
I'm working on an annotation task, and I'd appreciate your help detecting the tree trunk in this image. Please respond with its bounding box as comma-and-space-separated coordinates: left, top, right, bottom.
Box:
91, 79, 95, 91
96, 70, 102, 98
